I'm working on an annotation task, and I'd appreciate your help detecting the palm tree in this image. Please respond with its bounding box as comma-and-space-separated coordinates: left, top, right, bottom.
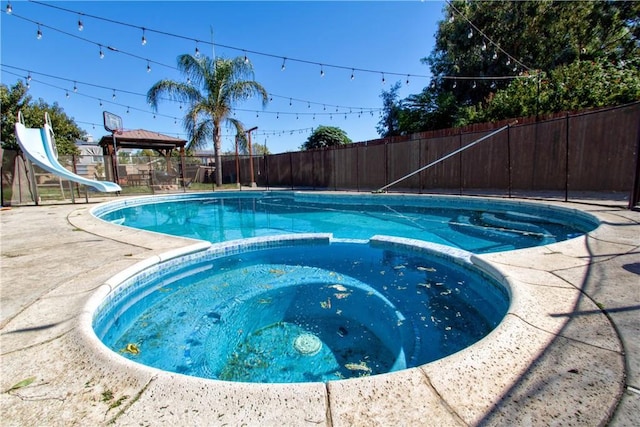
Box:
147, 54, 268, 186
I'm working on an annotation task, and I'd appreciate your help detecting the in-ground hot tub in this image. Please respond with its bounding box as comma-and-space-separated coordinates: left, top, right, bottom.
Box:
90, 234, 510, 383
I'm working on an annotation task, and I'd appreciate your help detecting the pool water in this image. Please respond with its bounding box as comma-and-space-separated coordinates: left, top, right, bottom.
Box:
94, 240, 509, 383
96, 192, 598, 254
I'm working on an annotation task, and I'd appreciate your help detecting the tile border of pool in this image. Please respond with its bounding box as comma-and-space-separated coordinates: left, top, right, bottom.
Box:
53, 192, 628, 425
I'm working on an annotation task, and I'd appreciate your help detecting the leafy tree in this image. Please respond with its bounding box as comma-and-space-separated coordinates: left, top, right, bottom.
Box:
398, 0, 640, 131
1, 81, 83, 155
147, 54, 268, 186
1, 81, 31, 150
301, 125, 351, 150
377, 82, 402, 137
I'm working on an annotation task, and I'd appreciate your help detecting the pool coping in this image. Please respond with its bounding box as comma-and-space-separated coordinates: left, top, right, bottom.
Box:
1, 192, 638, 425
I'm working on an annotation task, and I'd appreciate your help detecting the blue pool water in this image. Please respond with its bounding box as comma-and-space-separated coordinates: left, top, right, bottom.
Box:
95, 192, 599, 254
94, 237, 509, 383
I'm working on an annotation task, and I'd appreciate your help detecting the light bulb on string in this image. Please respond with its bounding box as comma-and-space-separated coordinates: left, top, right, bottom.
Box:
36, 24, 42, 40
492, 51, 498, 60
481, 40, 487, 51
99, 45, 104, 59
112, 89, 116, 100
307, 102, 311, 109
281, 58, 286, 71
73, 82, 78, 92
244, 51, 249, 64
78, 17, 84, 32
27, 73, 32, 82
467, 28, 473, 39
289, 98, 292, 107
194, 43, 200, 57
320, 65, 325, 77
99, 99, 103, 107
6, 2, 12, 14
126, 107, 130, 114
141, 28, 147, 45
65, 91, 69, 99
406, 75, 410, 85
147, 61, 151, 73
472, 81, 477, 89
449, 14, 454, 23
350, 69, 355, 80
453, 80, 457, 89
381, 73, 385, 85
506, 58, 511, 66
25, 78, 30, 89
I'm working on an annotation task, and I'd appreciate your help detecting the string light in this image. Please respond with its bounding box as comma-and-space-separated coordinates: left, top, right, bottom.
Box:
65, 91, 69, 98
194, 43, 200, 57
146, 61, 151, 73
481, 40, 486, 51
467, 28, 473, 39
99, 45, 104, 59
77, 15, 84, 31
73, 81, 77, 92
381, 73, 386, 85
141, 28, 147, 45
36, 24, 42, 39
243, 51, 249, 63
320, 64, 325, 77
350, 69, 355, 80
112, 89, 116, 100
406, 75, 410, 85
281, 58, 286, 71
6, 2, 12, 14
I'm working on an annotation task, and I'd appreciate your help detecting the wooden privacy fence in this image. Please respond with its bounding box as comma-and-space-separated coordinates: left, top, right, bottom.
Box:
2, 102, 639, 206
228, 102, 639, 198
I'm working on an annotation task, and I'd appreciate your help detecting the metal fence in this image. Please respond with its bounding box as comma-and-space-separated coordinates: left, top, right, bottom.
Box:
2, 102, 639, 207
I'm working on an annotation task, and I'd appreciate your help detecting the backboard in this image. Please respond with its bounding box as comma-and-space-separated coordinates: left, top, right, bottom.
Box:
103, 111, 123, 133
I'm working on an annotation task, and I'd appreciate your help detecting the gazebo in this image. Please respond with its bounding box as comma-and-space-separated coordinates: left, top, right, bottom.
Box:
98, 129, 187, 185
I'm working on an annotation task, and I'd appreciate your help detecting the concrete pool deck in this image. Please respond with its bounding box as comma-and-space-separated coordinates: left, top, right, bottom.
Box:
0, 193, 638, 426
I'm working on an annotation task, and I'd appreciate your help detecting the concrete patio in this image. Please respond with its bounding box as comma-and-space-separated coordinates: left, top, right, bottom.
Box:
1, 193, 638, 426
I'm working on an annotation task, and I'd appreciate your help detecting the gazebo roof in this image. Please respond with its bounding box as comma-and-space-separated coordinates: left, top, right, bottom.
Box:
99, 129, 187, 150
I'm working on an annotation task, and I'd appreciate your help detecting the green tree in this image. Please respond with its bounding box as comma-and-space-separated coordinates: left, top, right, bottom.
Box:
1, 81, 83, 155
405, 0, 640, 129
147, 54, 268, 186
1, 81, 31, 150
377, 82, 402, 137
301, 125, 352, 150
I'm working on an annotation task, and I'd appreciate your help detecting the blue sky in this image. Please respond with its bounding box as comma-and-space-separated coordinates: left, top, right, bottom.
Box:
1, 1, 445, 154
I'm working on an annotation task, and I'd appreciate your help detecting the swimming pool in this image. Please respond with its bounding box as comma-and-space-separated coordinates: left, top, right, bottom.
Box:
92, 235, 510, 383
88, 191, 599, 384
94, 192, 599, 254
